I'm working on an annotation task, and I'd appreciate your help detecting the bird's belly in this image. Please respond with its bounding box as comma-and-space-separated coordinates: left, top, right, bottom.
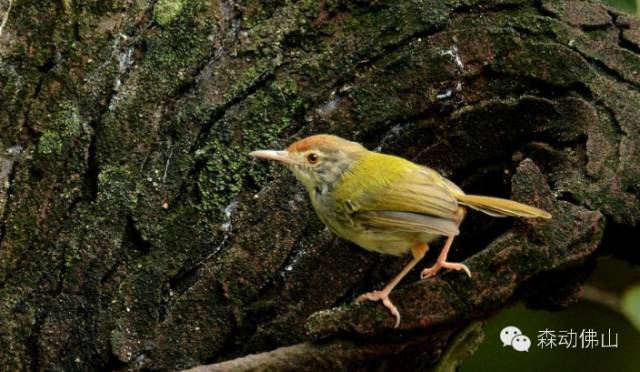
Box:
347, 231, 439, 256
312, 198, 439, 256
326, 215, 439, 256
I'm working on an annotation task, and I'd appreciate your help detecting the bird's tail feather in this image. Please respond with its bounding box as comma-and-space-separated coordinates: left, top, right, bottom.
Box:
456, 194, 551, 219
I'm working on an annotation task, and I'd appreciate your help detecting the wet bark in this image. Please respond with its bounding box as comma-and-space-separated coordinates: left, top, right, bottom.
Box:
0, 0, 638, 370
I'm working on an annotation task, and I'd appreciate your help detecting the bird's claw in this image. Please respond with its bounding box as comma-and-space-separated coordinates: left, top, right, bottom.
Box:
421, 261, 471, 279
356, 290, 401, 328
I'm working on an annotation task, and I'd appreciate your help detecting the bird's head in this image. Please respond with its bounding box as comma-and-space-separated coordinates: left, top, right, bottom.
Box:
250, 134, 365, 194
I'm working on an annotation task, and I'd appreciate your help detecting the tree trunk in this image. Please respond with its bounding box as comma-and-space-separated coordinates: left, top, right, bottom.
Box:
0, 0, 638, 370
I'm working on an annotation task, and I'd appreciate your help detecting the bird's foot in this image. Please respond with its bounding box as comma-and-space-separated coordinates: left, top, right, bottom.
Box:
356, 290, 401, 328
420, 261, 471, 279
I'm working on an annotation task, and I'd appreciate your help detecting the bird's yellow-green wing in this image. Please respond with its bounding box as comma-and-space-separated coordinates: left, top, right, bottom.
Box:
334, 151, 460, 236
354, 210, 459, 236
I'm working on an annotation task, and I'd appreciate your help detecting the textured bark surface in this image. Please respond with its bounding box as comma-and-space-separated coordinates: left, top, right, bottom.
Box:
0, 0, 638, 370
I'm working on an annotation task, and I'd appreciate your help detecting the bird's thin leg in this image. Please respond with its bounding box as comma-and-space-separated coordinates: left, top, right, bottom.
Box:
421, 208, 471, 279
356, 242, 428, 328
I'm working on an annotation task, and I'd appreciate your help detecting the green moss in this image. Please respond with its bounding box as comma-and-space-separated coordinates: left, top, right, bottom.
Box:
197, 143, 246, 213
0, 67, 23, 110
54, 102, 83, 136
38, 130, 63, 155
154, 0, 185, 26
223, 65, 263, 100
97, 165, 137, 208
64, 246, 82, 268
36, 102, 84, 155
194, 86, 304, 213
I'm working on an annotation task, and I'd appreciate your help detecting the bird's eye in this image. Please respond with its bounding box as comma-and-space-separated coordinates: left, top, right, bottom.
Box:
306, 153, 319, 164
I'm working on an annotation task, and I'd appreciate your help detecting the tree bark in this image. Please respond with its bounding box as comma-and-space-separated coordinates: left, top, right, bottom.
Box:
0, 0, 638, 370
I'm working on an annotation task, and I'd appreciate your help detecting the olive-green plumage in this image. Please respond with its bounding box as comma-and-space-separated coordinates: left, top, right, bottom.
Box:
250, 134, 551, 327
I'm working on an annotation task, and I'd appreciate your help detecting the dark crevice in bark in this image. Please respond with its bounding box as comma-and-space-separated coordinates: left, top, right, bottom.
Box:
609, 10, 640, 54
455, 1, 525, 14
26, 309, 46, 372
579, 23, 615, 32
208, 311, 261, 363
158, 45, 219, 113
596, 102, 625, 167
99, 257, 125, 286
98, 351, 129, 372
73, 20, 81, 43
160, 233, 232, 324
173, 79, 199, 100
510, 23, 559, 41
556, 190, 583, 205
166, 257, 206, 297
36, 59, 56, 74
599, 220, 640, 263
440, 278, 473, 315
19, 108, 39, 145
535, 0, 557, 18
124, 215, 152, 255
524, 131, 589, 156
55, 257, 69, 296
0, 214, 5, 246
618, 33, 640, 54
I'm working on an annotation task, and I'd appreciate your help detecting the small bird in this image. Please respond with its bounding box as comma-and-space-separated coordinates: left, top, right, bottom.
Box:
250, 134, 551, 327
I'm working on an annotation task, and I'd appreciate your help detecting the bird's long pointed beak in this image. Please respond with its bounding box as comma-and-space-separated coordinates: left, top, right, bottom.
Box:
249, 150, 294, 164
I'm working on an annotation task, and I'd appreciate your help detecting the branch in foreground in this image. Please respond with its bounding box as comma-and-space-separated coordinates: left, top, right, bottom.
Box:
185, 330, 454, 372
185, 322, 486, 372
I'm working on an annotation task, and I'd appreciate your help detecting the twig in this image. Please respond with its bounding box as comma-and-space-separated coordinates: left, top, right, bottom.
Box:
183, 331, 456, 372
429, 322, 484, 372
579, 285, 621, 314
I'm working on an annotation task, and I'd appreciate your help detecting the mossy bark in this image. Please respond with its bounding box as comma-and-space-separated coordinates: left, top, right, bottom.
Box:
0, 0, 638, 370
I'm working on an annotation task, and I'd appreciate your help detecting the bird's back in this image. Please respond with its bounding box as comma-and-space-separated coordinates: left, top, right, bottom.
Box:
334, 151, 420, 203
